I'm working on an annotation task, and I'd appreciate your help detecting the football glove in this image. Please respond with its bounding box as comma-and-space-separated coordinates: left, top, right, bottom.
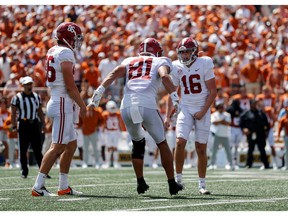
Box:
170, 91, 180, 116
88, 85, 105, 107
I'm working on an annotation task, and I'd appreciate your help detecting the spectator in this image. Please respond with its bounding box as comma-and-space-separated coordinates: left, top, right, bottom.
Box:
3, 110, 19, 168
0, 97, 10, 168
79, 105, 104, 169
226, 99, 244, 169
240, 54, 263, 95
0, 49, 11, 87
240, 99, 270, 169
276, 107, 288, 170
209, 102, 233, 170
101, 100, 125, 168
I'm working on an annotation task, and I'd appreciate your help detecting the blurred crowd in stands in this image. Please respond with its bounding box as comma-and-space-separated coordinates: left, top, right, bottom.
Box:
0, 5, 288, 169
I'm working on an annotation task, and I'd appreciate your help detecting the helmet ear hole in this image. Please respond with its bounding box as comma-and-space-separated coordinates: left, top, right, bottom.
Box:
54, 22, 83, 52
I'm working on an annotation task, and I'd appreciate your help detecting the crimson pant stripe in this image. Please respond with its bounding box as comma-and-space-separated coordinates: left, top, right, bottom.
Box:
57, 97, 65, 144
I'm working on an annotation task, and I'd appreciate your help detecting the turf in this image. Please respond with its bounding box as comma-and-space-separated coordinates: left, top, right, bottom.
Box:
0, 166, 288, 211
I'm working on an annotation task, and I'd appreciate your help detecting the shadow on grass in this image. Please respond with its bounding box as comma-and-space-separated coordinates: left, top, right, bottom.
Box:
142, 193, 255, 200
79, 194, 135, 199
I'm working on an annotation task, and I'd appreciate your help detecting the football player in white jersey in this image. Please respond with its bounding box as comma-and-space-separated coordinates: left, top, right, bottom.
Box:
165, 37, 217, 195
89, 38, 183, 196
32, 22, 86, 196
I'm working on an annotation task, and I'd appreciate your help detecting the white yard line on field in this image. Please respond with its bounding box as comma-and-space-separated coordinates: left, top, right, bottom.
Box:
124, 197, 288, 211
0, 198, 10, 201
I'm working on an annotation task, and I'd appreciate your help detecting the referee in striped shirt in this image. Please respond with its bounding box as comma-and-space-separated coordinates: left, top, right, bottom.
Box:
11, 76, 46, 178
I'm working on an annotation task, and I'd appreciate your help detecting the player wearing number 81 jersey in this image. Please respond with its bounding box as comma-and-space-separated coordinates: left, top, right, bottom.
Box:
165, 37, 217, 195
89, 38, 183, 196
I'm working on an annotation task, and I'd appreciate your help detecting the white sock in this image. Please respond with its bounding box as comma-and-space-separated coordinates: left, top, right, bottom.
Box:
113, 151, 119, 164
59, 173, 68, 190
176, 173, 182, 182
199, 178, 206, 189
33, 172, 47, 189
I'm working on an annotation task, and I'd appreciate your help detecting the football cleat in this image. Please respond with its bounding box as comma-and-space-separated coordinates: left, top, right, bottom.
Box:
169, 181, 184, 196
32, 186, 57, 197
199, 188, 211, 195
137, 182, 149, 194
58, 186, 83, 196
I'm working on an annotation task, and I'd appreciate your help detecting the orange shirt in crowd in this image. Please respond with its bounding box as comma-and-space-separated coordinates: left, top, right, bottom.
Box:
83, 67, 100, 89
241, 63, 262, 82
278, 112, 288, 138
79, 107, 104, 135
102, 110, 126, 132
231, 92, 254, 111
3, 115, 17, 139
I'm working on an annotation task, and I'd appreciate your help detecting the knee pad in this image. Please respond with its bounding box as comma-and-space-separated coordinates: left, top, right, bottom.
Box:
132, 138, 145, 159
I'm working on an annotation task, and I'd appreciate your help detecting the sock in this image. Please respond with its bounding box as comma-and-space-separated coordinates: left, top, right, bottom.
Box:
176, 173, 182, 183
199, 178, 206, 189
59, 173, 68, 190
33, 172, 47, 189
113, 151, 119, 164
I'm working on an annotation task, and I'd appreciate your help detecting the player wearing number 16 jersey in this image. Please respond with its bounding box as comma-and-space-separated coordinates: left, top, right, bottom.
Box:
89, 38, 183, 196
32, 22, 86, 197
165, 37, 217, 195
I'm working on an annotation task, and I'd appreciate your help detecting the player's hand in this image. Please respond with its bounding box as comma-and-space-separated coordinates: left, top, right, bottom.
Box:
170, 91, 180, 116
90, 86, 105, 107
164, 117, 170, 129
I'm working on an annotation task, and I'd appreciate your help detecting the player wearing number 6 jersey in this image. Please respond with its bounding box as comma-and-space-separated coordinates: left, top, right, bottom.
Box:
32, 22, 86, 197
165, 37, 217, 195
89, 38, 183, 196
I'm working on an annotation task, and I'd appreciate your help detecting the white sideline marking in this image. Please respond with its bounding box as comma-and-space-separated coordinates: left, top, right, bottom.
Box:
125, 197, 288, 211
58, 198, 89, 202
142, 199, 168, 202
0, 198, 10, 201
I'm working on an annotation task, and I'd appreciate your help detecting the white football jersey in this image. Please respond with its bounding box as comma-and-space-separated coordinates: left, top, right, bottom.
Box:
120, 56, 172, 109
171, 56, 215, 110
46, 45, 76, 98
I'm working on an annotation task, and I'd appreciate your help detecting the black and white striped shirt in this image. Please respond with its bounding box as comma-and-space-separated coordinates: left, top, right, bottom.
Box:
11, 92, 41, 121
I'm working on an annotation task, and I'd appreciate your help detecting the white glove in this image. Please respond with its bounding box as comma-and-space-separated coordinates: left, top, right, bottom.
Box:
170, 91, 180, 115
88, 85, 105, 107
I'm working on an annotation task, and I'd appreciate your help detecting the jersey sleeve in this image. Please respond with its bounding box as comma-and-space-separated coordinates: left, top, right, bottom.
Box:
203, 57, 215, 81
58, 49, 75, 64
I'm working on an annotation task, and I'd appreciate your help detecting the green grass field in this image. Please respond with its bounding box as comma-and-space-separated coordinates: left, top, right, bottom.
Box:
1, 166, 288, 212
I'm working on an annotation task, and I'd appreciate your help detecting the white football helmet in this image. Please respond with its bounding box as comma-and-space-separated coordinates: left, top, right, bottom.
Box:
106, 100, 118, 114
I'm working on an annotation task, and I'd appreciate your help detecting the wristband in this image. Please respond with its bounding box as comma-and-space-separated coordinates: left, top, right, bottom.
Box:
97, 85, 105, 94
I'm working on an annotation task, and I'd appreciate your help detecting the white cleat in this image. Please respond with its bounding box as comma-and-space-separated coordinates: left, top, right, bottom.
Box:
199, 188, 211, 195
32, 186, 58, 197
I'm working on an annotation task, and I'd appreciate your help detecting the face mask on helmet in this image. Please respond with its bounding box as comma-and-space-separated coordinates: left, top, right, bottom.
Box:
106, 101, 118, 114
138, 38, 163, 57
177, 38, 198, 66
55, 22, 83, 52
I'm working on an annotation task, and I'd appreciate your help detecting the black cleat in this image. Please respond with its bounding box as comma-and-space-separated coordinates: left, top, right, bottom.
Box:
137, 182, 149, 194
168, 180, 184, 195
